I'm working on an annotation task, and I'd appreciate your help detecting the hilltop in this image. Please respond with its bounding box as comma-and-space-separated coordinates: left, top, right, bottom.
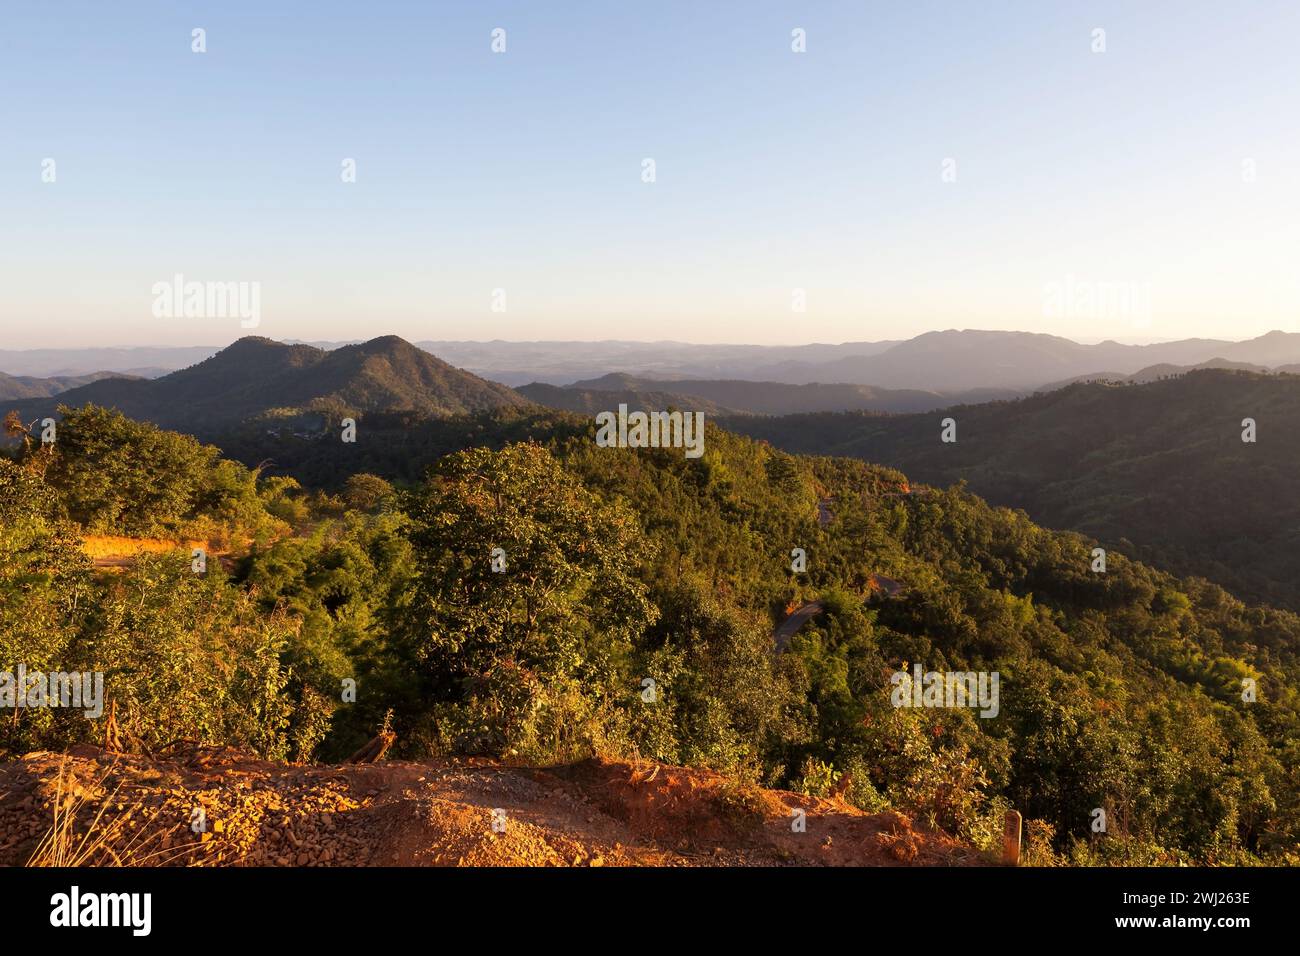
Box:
5, 336, 530, 437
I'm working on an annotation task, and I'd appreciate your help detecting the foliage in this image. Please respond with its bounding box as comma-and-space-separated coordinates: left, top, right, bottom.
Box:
34, 405, 274, 543
4, 402, 1299, 864
395, 443, 657, 757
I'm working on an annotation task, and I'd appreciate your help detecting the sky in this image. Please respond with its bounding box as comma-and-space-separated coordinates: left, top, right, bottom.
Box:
2, 0, 1298, 348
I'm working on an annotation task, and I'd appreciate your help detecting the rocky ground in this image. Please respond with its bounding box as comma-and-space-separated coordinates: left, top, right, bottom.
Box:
0, 744, 986, 867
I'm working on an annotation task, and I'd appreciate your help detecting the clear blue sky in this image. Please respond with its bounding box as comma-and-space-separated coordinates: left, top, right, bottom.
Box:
3, 1, 1298, 347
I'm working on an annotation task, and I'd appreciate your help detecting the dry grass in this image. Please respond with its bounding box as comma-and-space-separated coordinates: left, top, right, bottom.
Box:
26, 756, 205, 868
79, 535, 206, 560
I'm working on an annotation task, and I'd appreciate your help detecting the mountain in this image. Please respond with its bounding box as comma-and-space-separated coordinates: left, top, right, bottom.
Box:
756, 331, 1162, 389
1215, 329, 1300, 365
0, 370, 135, 401
1037, 357, 1273, 391
724, 368, 1300, 609
4, 336, 530, 435
523, 372, 1020, 416
421, 331, 1300, 389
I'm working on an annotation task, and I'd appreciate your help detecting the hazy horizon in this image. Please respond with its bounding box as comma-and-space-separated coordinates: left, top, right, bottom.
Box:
1, 327, 1292, 355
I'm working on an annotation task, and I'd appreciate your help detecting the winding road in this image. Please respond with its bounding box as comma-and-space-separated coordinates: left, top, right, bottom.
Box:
773, 600, 826, 652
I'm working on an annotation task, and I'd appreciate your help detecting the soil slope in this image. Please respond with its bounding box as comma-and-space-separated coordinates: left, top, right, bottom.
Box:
0, 745, 985, 867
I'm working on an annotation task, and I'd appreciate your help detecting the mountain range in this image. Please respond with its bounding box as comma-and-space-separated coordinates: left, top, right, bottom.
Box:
0, 370, 134, 401
9, 329, 1300, 450
7, 329, 1300, 393
743, 330, 1300, 391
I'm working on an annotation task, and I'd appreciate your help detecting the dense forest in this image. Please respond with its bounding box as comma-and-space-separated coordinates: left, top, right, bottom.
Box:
726, 369, 1300, 611
3, 402, 1299, 864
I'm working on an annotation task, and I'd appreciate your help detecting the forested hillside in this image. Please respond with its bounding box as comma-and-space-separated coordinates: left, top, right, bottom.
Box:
727, 369, 1300, 611
3, 403, 1298, 864
517, 374, 1010, 416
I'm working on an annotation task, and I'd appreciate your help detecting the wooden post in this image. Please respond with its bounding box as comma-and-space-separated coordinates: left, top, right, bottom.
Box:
347, 731, 396, 764
1002, 810, 1022, 866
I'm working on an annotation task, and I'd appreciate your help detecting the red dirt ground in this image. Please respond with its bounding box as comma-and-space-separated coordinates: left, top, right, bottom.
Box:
0, 745, 987, 867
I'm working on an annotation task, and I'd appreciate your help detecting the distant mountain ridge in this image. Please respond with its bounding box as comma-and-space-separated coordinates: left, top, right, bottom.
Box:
416, 339, 904, 386
8, 329, 1298, 392
0, 370, 136, 401
516, 382, 740, 416
432, 329, 1300, 389
4, 336, 530, 436
426, 329, 1300, 390
519, 373, 1020, 416
755, 330, 1300, 390
1038, 357, 1273, 391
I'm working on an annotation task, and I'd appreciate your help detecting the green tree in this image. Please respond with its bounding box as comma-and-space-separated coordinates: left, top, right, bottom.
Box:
0, 459, 96, 755
398, 442, 657, 757
41, 405, 267, 540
